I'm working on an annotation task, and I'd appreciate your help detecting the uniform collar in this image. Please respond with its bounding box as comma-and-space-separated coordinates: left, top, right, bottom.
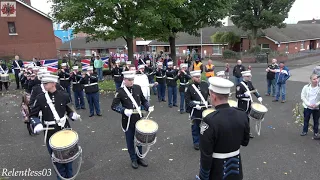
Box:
215, 103, 230, 109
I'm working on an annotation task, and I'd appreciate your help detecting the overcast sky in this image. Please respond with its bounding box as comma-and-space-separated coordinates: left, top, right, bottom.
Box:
31, 0, 320, 24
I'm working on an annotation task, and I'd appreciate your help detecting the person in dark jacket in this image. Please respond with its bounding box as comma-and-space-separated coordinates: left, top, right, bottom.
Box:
166, 61, 178, 107
11, 55, 24, 89
58, 63, 72, 101
265, 59, 278, 96
269, 62, 290, 103
155, 62, 166, 102
177, 63, 191, 113
111, 60, 123, 90
233, 60, 246, 86
145, 60, 157, 95
0, 60, 9, 91
70, 66, 85, 109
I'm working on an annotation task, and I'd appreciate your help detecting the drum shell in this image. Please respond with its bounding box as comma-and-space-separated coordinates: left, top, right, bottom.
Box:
135, 130, 157, 144
249, 105, 267, 120
51, 143, 80, 163
0, 74, 9, 82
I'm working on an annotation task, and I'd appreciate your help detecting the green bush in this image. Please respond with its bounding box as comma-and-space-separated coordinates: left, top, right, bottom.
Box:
223, 50, 238, 59
248, 46, 261, 54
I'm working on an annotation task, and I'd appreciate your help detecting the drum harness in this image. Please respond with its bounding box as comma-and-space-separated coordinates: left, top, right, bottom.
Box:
42, 87, 82, 180
189, 84, 209, 121
239, 82, 263, 136
123, 86, 156, 159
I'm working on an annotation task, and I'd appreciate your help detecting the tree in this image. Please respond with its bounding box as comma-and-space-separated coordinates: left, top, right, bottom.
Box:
145, 0, 233, 64
50, 0, 156, 61
230, 0, 295, 48
211, 31, 241, 49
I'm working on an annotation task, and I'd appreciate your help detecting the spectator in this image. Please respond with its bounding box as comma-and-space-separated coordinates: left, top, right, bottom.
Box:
94, 55, 104, 81
225, 63, 230, 79
232, 60, 246, 85
205, 59, 215, 81
265, 59, 278, 97
248, 65, 252, 71
300, 74, 320, 139
270, 62, 290, 103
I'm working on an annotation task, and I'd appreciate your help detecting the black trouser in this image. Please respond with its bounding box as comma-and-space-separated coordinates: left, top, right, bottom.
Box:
25, 121, 33, 135
14, 71, 20, 89
0, 81, 8, 90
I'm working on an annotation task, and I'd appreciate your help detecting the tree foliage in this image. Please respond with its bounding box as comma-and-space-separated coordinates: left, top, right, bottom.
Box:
211, 31, 240, 49
230, 0, 295, 47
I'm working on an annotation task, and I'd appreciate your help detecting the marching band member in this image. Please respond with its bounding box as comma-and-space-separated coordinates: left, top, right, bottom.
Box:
70, 66, 86, 110
29, 74, 81, 180
155, 62, 166, 102
112, 60, 123, 90
197, 77, 250, 180
0, 60, 9, 91
111, 70, 154, 169
185, 70, 209, 150
236, 70, 262, 138
145, 60, 157, 95
124, 61, 131, 71
166, 61, 178, 108
20, 70, 28, 91
11, 55, 24, 89
178, 63, 191, 114
58, 63, 72, 101
80, 66, 102, 117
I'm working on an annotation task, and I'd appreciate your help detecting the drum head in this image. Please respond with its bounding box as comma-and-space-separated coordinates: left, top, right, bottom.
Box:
228, 100, 237, 107
251, 103, 268, 112
202, 108, 215, 118
136, 119, 158, 133
49, 130, 78, 149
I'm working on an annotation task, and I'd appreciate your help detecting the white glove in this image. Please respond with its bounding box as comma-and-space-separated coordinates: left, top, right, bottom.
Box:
195, 105, 202, 110
124, 109, 133, 117
72, 112, 81, 121
258, 97, 263, 102
148, 106, 154, 112
244, 91, 251, 97
204, 101, 208, 108
34, 124, 43, 134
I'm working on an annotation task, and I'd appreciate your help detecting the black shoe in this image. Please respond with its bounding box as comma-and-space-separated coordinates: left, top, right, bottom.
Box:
168, 105, 173, 108
137, 158, 148, 167
300, 132, 307, 136
313, 133, 319, 139
131, 160, 138, 169
97, 113, 102, 116
180, 111, 184, 114
81, 107, 86, 109
194, 144, 200, 150
272, 99, 278, 102
162, 100, 166, 102
173, 104, 178, 107
76, 107, 81, 110
250, 133, 254, 138
89, 114, 94, 117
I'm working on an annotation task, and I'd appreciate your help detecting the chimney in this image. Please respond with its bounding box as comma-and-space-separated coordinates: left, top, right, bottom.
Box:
20, 0, 31, 6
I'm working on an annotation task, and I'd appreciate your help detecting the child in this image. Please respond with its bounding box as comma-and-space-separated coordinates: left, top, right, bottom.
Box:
225, 63, 230, 79
248, 65, 252, 71
21, 93, 33, 136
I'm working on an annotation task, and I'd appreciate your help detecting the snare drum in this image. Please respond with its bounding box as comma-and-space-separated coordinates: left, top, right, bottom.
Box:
228, 99, 237, 107
135, 119, 158, 145
249, 103, 268, 121
0, 74, 9, 82
202, 108, 216, 118
49, 129, 81, 163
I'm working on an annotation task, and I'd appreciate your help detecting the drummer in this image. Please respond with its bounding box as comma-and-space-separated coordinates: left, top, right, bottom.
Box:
185, 70, 209, 150
235, 70, 262, 138
0, 60, 9, 91
29, 74, 81, 180
197, 77, 250, 180
111, 70, 154, 169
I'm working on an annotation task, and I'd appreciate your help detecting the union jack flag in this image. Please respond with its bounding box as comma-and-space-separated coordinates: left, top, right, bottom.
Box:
112, 53, 128, 62
81, 59, 91, 71
23, 61, 32, 67
101, 57, 109, 68
40, 59, 58, 73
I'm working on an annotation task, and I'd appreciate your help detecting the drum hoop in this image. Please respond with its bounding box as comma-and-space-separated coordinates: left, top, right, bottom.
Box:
52, 146, 82, 164
251, 103, 268, 113
49, 130, 79, 150
135, 119, 159, 133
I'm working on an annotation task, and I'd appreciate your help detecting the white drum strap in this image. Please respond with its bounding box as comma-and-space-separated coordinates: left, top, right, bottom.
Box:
44, 92, 66, 128
123, 86, 142, 132
254, 118, 264, 136
0, 65, 4, 73
192, 84, 208, 108
15, 60, 21, 69
240, 82, 253, 102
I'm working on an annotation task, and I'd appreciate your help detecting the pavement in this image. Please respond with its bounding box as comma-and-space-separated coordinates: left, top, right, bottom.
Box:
1, 56, 320, 180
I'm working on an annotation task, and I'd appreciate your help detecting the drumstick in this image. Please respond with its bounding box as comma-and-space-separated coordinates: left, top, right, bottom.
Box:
145, 110, 152, 119
43, 127, 55, 131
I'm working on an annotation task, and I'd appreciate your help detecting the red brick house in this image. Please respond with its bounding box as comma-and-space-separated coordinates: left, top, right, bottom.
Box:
0, 0, 57, 60
149, 24, 320, 57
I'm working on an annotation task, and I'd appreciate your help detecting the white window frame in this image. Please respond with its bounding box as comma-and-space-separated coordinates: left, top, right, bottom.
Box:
85, 49, 91, 56
300, 41, 305, 50
213, 45, 222, 55
261, 44, 270, 49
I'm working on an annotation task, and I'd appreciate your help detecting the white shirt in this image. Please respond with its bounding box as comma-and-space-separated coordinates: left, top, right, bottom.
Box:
308, 86, 318, 106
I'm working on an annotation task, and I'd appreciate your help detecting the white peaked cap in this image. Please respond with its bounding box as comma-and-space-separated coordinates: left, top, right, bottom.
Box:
87, 66, 93, 71
32, 66, 39, 71
122, 70, 136, 79
138, 64, 145, 69
216, 71, 225, 77
126, 61, 131, 65
41, 74, 59, 83
180, 63, 188, 68
61, 63, 67, 67
208, 77, 234, 94
167, 61, 173, 65
190, 70, 201, 77
146, 60, 150, 63
157, 62, 163, 66
72, 66, 79, 70
241, 70, 252, 77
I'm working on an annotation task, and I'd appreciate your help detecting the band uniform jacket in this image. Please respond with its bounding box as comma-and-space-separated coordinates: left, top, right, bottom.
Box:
155, 68, 166, 84
29, 90, 73, 142
185, 81, 209, 119
70, 71, 83, 92
236, 81, 260, 113
199, 103, 250, 180
166, 68, 178, 87
28, 77, 41, 93
11, 60, 24, 73
80, 73, 99, 94
29, 83, 65, 108
111, 66, 123, 83
1, 64, 7, 73
58, 69, 71, 88
145, 66, 156, 81
111, 84, 150, 130
178, 71, 191, 92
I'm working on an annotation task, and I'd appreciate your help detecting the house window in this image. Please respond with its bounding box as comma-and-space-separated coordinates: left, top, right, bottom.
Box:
285, 44, 289, 52
261, 44, 270, 49
213, 45, 222, 55
85, 49, 91, 56
151, 46, 156, 52
176, 47, 179, 54
164, 46, 169, 52
300, 42, 305, 50
8, 22, 17, 35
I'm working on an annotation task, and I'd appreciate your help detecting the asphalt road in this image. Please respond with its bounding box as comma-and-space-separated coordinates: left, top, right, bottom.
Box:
1, 63, 320, 180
